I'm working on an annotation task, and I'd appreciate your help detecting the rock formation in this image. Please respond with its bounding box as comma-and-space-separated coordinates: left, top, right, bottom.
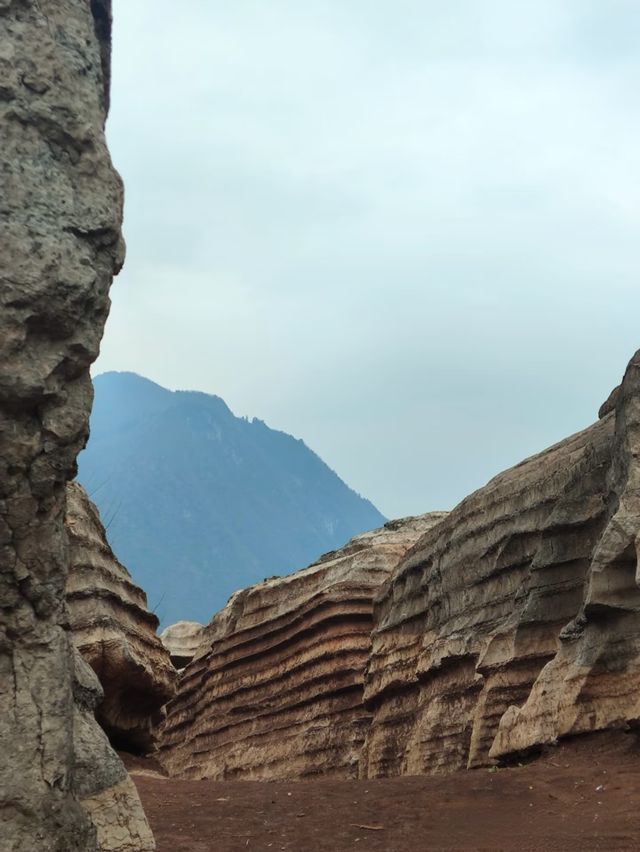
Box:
160, 621, 205, 669
0, 2, 153, 849
66, 482, 176, 752
361, 350, 640, 776
157, 351, 640, 784
158, 514, 447, 780
490, 351, 640, 759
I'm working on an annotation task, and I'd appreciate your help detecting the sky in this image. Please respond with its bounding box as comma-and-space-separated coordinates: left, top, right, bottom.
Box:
98, 1, 640, 520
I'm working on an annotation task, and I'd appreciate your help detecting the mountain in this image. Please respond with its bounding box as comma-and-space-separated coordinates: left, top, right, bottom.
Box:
77, 372, 386, 625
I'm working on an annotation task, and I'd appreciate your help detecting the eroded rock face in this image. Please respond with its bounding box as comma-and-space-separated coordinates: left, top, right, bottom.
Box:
158, 514, 447, 780
71, 648, 154, 852
491, 351, 640, 758
0, 2, 153, 849
66, 482, 176, 752
160, 621, 205, 670
361, 350, 640, 777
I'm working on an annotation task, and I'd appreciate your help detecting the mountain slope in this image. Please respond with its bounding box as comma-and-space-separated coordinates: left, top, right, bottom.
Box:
78, 372, 386, 625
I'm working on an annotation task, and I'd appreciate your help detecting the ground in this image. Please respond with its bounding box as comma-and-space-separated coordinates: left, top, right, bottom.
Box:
126, 731, 640, 851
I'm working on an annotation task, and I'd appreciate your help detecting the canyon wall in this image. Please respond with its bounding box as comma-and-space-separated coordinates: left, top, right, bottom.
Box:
66, 482, 176, 752
490, 351, 640, 759
159, 514, 447, 780
0, 2, 153, 849
361, 350, 640, 776
157, 351, 640, 783
160, 621, 205, 669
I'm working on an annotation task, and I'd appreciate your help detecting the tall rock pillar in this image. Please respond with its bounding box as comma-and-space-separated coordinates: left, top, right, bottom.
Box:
0, 2, 152, 849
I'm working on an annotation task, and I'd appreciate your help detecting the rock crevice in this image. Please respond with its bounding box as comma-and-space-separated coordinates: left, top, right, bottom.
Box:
66, 481, 176, 753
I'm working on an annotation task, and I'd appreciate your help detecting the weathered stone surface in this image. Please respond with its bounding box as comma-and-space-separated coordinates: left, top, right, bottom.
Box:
599, 384, 620, 419
66, 482, 176, 751
491, 350, 640, 759
361, 350, 640, 777
72, 649, 155, 851
0, 2, 153, 849
158, 514, 447, 780
160, 621, 205, 670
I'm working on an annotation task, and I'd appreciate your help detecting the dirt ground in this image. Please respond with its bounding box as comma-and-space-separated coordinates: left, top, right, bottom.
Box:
127, 731, 640, 851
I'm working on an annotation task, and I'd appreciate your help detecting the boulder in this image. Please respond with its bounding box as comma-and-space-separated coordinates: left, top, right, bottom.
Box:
158, 514, 447, 780
361, 350, 640, 776
0, 1, 154, 848
66, 482, 176, 752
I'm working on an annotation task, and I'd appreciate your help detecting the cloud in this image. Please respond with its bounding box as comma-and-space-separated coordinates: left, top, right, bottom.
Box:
100, 1, 640, 517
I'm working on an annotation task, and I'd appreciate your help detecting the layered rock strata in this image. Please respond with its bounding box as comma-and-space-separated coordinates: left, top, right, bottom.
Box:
0, 2, 153, 849
66, 482, 176, 751
159, 514, 447, 780
361, 351, 640, 777
160, 621, 205, 669
491, 351, 640, 758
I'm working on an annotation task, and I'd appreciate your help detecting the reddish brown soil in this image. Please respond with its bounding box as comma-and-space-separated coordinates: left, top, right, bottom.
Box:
128, 732, 640, 851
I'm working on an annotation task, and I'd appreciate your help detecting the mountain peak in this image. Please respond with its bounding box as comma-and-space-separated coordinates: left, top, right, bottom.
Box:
79, 372, 386, 626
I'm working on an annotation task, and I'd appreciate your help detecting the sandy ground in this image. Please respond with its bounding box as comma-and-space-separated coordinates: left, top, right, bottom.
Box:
127, 731, 640, 851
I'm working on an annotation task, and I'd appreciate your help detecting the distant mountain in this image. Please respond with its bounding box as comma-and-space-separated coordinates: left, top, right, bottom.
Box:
77, 372, 386, 626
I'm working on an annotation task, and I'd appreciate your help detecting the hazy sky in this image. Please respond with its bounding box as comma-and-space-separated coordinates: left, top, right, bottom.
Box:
99, 1, 640, 519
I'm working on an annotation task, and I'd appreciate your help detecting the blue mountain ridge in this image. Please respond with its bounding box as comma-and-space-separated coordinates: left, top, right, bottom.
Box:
77, 372, 386, 626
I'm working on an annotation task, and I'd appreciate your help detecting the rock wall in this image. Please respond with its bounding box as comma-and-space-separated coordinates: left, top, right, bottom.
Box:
66, 482, 176, 752
158, 352, 640, 784
491, 351, 640, 758
159, 514, 447, 780
160, 621, 205, 670
361, 350, 640, 777
0, 2, 153, 849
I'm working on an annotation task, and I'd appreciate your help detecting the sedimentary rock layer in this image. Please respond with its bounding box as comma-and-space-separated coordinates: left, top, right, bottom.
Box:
66, 482, 176, 751
361, 350, 640, 777
159, 514, 447, 780
491, 351, 640, 758
0, 2, 153, 849
160, 621, 205, 669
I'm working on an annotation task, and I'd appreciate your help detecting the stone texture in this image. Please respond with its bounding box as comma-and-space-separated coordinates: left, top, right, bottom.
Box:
0, 1, 154, 849
361, 350, 640, 777
158, 514, 447, 780
160, 621, 205, 670
72, 649, 154, 852
82, 779, 155, 852
491, 350, 640, 759
599, 384, 620, 419
66, 482, 176, 751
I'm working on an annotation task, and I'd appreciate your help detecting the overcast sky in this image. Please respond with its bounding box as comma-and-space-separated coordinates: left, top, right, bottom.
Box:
98, 1, 640, 519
